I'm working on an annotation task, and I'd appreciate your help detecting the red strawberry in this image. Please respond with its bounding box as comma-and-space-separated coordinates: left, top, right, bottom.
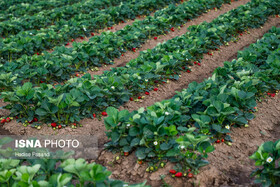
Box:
130, 97, 133, 101
80, 36, 84, 39
188, 173, 193, 178
6, 117, 11, 122
271, 93, 276, 97
162, 81, 166, 84
124, 152, 129, 156
197, 63, 201, 66
33, 118, 38, 122
188, 169, 191, 172
111, 26, 113, 29
71, 39, 74, 42
40, 81, 44, 83
240, 33, 243, 36
194, 61, 197, 64
58, 125, 62, 129
154, 37, 157, 40
169, 169, 176, 174
187, 70, 191, 73
93, 114, 96, 118
221, 139, 225, 143
276, 15, 279, 18
182, 67, 185, 70
76, 73, 79, 77
154, 80, 159, 83
188, 19, 191, 21
145, 92, 149, 95
138, 160, 143, 164
267, 93, 271, 95
175, 172, 182, 177
121, 20, 124, 23
216, 140, 220, 143
121, 54, 124, 56
102, 112, 107, 116
138, 96, 142, 99
73, 123, 77, 126
132, 47, 136, 51
108, 27, 110, 30
66, 42, 69, 46
36, 52, 40, 55
51, 123, 57, 127
154, 88, 158, 91
1, 119, 6, 124
91, 33, 94, 36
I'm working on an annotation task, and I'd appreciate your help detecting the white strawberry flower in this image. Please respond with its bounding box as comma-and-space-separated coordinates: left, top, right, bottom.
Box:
29, 33, 33, 35
83, 26, 87, 31
153, 141, 158, 146
180, 145, 185, 149
123, 184, 128, 187
111, 86, 115, 90
145, 79, 148, 82
225, 125, 230, 130
165, 112, 170, 115
266, 157, 273, 163
126, 124, 131, 127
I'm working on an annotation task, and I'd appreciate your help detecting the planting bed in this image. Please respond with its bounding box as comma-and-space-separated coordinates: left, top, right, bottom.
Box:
0, 0, 280, 186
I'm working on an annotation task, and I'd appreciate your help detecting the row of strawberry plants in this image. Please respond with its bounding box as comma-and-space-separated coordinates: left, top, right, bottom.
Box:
0, 0, 130, 36
0, 0, 183, 62
0, 0, 81, 21
104, 25, 280, 174
0, 137, 147, 186
0, 0, 279, 126
0, 0, 234, 84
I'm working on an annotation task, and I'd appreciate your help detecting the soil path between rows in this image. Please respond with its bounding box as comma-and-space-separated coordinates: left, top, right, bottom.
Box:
96, 90, 280, 187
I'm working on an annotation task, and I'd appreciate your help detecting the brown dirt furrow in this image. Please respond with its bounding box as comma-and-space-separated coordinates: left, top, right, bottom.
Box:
96, 90, 280, 187
1, 17, 279, 146
89, 0, 251, 76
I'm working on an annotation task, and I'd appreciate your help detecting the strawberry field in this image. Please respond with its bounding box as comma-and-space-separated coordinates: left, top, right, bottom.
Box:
0, 0, 279, 186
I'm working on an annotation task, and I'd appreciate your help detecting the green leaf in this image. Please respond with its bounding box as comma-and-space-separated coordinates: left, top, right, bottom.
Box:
129, 127, 139, 137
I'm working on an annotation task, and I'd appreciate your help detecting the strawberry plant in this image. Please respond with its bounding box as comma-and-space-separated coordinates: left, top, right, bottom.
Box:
250, 139, 280, 187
